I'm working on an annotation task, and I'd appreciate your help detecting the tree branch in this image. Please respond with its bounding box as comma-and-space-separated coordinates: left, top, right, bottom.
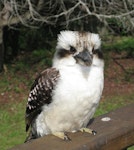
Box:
0, 0, 134, 33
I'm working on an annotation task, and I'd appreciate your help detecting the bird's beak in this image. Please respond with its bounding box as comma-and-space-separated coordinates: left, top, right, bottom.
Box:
74, 50, 92, 66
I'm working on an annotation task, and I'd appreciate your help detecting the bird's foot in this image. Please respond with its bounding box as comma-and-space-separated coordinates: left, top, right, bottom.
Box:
79, 127, 97, 135
52, 132, 71, 141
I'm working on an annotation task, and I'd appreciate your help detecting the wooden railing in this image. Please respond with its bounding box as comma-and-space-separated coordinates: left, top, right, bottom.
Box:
9, 103, 134, 150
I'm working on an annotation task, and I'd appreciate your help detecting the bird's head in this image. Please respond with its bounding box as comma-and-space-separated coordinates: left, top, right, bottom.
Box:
54, 31, 102, 67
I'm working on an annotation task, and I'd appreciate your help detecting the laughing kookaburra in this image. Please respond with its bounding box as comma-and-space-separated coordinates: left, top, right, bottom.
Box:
25, 31, 104, 142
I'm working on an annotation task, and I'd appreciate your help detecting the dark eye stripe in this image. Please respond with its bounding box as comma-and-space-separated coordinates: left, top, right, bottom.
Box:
57, 49, 70, 58
92, 48, 103, 59
70, 46, 76, 53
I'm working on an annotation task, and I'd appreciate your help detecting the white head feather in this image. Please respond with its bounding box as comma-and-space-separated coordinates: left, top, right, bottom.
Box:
56, 31, 101, 53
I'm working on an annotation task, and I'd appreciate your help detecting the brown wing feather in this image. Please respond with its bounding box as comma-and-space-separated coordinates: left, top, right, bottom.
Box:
25, 67, 60, 132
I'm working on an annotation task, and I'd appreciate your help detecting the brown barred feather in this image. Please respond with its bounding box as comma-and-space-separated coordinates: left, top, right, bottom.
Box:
25, 68, 60, 132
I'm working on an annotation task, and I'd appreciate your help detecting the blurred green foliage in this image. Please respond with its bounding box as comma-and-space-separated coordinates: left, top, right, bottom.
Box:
103, 36, 134, 57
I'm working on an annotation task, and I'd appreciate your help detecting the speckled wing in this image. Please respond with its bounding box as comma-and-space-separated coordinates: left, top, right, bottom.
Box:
25, 68, 60, 132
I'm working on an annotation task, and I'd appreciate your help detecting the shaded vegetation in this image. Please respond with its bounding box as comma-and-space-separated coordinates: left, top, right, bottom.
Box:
103, 36, 134, 57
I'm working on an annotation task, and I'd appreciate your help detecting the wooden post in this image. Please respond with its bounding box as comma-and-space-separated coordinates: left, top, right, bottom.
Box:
9, 104, 134, 150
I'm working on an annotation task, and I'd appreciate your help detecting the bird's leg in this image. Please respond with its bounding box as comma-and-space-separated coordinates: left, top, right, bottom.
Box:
79, 128, 97, 135
52, 132, 71, 141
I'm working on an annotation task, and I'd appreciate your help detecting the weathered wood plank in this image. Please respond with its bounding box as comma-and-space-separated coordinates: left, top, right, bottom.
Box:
9, 103, 134, 150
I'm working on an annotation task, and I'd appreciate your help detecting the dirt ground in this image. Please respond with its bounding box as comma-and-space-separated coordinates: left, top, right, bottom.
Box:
104, 54, 134, 98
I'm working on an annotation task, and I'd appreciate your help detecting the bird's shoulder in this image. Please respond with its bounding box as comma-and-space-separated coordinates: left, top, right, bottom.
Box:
30, 67, 60, 91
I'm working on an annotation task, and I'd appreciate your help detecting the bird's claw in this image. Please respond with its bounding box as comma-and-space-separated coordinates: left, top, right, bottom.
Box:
52, 132, 71, 141
79, 128, 97, 135
64, 133, 71, 141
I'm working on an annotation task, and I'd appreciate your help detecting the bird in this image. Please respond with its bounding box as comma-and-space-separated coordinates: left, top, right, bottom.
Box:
25, 31, 104, 142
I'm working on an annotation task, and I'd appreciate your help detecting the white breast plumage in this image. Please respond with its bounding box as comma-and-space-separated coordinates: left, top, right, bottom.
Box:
36, 61, 104, 136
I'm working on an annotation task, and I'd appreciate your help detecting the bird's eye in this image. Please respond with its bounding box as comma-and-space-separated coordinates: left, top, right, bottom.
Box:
70, 46, 76, 54
92, 47, 98, 54
92, 47, 95, 53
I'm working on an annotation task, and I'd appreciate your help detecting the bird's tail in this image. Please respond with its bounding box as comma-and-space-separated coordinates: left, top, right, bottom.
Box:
24, 129, 37, 143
